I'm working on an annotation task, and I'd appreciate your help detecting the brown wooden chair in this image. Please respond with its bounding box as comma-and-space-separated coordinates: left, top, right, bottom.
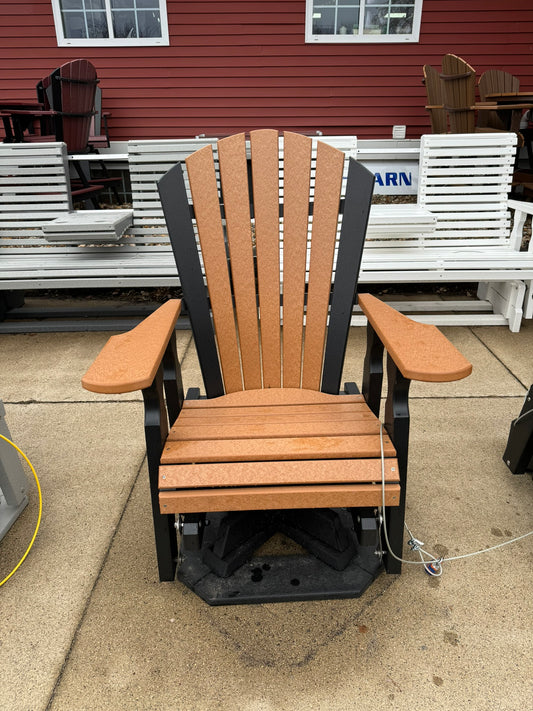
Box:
423, 64, 447, 133
82, 130, 472, 605
440, 54, 499, 133
478, 69, 521, 130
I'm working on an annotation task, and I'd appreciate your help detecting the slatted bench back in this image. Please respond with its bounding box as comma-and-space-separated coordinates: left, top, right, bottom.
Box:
0, 142, 73, 239
126, 139, 218, 245
127, 136, 357, 243
418, 132, 517, 247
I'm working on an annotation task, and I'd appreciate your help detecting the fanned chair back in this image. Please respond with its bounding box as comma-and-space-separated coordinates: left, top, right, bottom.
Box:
440, 54, 478, 133
158, 130, 374, 398
51, 59, 98, 153
479, 69, 520, 130
423, 64, 447, 133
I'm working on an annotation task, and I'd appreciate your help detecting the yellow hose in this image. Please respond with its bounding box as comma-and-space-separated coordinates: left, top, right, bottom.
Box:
0, 433, 42, 587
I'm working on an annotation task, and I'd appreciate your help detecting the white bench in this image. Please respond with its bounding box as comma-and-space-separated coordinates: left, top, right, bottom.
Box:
1, 135, 532, 331
357, 133, 533, 331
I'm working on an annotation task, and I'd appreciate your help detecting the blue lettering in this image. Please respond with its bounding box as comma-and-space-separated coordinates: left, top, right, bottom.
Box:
399, 172, 412, 186
374, 173, 384, 186
385, 172, 398, 186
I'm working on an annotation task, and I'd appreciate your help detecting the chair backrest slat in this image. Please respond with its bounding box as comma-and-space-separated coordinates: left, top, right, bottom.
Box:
301, 140, 345, 390
186, 145, 243, 393
250, 129, 283, 389
218, 133, 262, 390
282, 131, 313, 388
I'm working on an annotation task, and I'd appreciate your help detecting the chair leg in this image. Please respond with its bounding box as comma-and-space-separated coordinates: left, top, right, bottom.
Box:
142, 366, 178, 581
162, 335, 184, 427
503, 384, 533, 474
383, 355, 411, 574
362, 322, 384, 417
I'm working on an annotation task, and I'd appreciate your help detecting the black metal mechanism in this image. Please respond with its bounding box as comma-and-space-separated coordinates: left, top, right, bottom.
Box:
503, 385, 533, 475
146, 137, 413, 604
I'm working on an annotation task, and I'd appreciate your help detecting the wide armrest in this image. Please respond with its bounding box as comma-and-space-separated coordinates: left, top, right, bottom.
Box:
82, 299, 182, 394
358, 294, 472, 383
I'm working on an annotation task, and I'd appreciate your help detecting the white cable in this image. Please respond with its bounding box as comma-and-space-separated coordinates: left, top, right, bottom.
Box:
378, 424, 533, 576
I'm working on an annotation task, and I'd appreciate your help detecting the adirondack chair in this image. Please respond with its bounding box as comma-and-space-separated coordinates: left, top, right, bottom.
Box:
440, 54, 501, 133
82, 130, 472, 605
478, 69, 521, 131
423, 64, 447, 133
5, 60, 112, 206
36, 61, 120, 201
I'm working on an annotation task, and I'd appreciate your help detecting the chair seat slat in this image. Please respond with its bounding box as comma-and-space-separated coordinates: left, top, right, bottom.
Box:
160, 457, 399, 489
159, 483, 401, 514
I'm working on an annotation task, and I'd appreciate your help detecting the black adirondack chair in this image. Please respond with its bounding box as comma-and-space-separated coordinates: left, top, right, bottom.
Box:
82, 130, 472, 605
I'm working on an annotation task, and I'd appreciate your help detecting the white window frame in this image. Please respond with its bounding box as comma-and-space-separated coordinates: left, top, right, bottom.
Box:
305, 0, 423, 44
51, 0, 170, 47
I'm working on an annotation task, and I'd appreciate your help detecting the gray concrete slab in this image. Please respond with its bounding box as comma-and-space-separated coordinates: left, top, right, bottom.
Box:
0, 401, 146, 711
0, 324, 531, 711
473, 320, 533, 388
47, 397, 532, 711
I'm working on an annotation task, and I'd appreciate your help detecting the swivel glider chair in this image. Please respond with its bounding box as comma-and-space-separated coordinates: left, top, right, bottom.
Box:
82, 130, 472, 605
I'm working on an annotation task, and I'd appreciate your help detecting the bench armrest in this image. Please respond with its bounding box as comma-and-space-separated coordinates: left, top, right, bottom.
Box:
82, 299, 182, 394
358, 293, 472, 382
508, 199, 533, 251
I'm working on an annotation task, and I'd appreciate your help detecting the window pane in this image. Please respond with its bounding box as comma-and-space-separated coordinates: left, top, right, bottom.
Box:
363, 6, 388, 33
338, 8, 358, 33
86, 0, 105, 9
388, 7, 414, 34
312, 7, 335, 34
86, 11, 109, 37
111, 0, 134, 8
62, 11, 87, 37
112, 10, 137, 37
138, 10, 161, 37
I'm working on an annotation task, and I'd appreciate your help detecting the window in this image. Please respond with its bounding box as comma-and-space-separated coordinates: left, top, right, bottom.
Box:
305, 0, 423, 43
51, 0, 169, 46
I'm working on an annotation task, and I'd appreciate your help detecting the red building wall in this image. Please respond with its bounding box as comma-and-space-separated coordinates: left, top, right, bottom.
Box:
0, 0, 532, 141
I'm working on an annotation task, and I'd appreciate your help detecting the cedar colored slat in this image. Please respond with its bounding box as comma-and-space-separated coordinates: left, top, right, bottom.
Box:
186, 145, 243, 393
172, 402, 374, 425
358, 293, 473, 382
181, 388, 365, 407
302, 140, 345, 390
159, 483, 401, 513
161, 432, 396, 463
282, 131, 312, 388
250, 129, 282, 388
159, 457, 399, 489
169, 418, 381, 441
81, 299, 181, 394
218, 132, 262, 389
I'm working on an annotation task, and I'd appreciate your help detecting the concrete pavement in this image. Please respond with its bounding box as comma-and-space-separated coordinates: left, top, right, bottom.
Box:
0, 320, 531, 711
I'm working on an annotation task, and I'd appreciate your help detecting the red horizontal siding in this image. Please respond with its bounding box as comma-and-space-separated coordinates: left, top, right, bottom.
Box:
0, 0, 531, 140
